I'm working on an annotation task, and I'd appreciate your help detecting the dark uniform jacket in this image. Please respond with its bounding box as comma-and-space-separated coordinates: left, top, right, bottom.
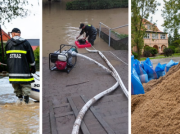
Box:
5, 36, 35, 84
80, 25, 97, 37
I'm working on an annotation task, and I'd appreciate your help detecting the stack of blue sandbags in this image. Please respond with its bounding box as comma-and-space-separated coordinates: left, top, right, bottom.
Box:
134, 59, 149, 83
165, 59, 179, 72
131, 55, 179, 95
131, 55, 145, 95
143, 58, 158, 81
155, 63, 166, 78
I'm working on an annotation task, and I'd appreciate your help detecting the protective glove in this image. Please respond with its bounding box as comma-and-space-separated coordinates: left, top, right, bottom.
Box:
30, 66, 36, 74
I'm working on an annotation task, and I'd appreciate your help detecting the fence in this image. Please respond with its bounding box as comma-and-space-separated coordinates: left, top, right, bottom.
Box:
99, 22, 128, 47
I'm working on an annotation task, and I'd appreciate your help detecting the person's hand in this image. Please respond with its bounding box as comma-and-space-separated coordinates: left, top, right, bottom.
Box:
76, 36, 79, 39
30, 66, 36, 74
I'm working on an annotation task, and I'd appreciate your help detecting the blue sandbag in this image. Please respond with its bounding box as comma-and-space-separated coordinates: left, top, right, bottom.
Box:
140, 61, 144, 69
165, 60, 179, 72
144, 58, 153, 68
131, 56, 145, 95
155, 63, 166, 78
144, 62, 158, 81
134, 59, 149, 83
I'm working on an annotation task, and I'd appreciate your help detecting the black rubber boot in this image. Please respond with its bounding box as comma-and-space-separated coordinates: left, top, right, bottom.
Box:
17, 95, 23, 101
24, 96, 29, 104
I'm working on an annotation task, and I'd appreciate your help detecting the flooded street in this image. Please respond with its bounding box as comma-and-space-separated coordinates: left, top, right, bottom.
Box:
0, 76, 39, 134
43, 0, 128, 56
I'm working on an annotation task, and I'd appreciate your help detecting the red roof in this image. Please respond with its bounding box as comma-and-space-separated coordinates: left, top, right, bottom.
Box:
1, 29, 11, 41
32, 46, 38, 51
142, 19, 163, 33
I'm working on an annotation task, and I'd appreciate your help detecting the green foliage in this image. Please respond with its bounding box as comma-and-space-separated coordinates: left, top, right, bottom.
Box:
144, 46, 158, 56
131, 0, 160, 59
132, 51, 138, 59
175, 47, 180, 53
143, 50, 151, 57
168, 45, 176, 53
111, 31, 128, 40
162, 0, 180, 34
150, 47, 158, 56
66, 0, 128, 10
34, 46, 40, 70
163, 48, 173, 57
0, 0, 34, 24
0, 43, 7, 72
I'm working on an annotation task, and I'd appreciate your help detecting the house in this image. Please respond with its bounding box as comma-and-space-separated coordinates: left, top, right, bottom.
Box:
0, 29, 11, 43
133, 19, 168, 54
0, 28, 39, 51
26, 39, 39, 51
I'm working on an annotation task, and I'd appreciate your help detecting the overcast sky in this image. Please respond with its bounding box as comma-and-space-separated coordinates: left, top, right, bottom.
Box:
148, 0, 165, 32
2, 1, 40, 39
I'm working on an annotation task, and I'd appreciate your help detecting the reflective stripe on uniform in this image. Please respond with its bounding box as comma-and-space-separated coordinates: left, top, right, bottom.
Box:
9, 74, 32, 77
30, 61, 36, 66
6, 50, 27, 54
88, 25, 91, 26
9, 78, 34, 82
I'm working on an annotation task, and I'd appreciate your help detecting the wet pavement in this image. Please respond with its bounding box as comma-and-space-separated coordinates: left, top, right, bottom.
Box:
43, 50, 128, 134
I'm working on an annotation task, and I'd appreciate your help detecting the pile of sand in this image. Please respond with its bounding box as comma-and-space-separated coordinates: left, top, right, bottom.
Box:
132, 63, 180, 134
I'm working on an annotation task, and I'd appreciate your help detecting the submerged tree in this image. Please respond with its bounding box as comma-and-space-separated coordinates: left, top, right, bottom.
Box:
131, 0, 160, 59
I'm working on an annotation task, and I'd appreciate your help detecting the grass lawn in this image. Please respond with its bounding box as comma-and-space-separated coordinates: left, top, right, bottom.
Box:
139, 53, 180, 61
111, 31, 128, 40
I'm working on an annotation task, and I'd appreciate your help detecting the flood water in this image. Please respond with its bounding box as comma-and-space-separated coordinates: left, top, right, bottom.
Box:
0, 76, 39, 134
43, 0, 128, 57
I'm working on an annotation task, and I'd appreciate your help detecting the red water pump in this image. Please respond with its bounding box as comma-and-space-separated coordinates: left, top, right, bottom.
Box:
49, 44, 77, 73
55, 61, 67, 70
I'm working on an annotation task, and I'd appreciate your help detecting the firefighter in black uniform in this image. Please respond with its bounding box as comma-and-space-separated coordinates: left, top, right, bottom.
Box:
5, 28, 36, 104
76, 23, 97, 45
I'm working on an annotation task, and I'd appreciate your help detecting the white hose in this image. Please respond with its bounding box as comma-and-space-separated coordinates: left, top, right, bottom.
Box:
85, 48, 129, 98
72, 82, 119, 134
71, 50, 128, 134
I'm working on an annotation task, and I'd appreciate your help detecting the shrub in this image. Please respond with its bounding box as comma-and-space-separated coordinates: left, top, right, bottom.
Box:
0, 44, 7, 72
143, 50, 151, 57
169, 45, 176, 53
111, 31, 128, 39
34, 46, 40, 70
66, 0, 128, 10
175, 47, 180, 53
144, 46, 157, 56
150, 47, 158, 56
163, 48, 173, 57
144, 45, 151, 51
132, 51, 138, 59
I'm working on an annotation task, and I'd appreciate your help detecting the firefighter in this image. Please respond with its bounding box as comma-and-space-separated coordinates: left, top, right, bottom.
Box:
76, 23, 97, 45
5, 28, 36, 104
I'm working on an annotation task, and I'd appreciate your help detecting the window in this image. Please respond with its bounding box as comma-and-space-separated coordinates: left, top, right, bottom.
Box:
152, 33, 158, 39
147, 24, 151, 30
144, 33, 150, 39
161, 34, 166, 39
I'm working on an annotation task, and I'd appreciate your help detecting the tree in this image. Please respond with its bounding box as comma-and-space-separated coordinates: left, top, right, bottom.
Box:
162, 0, 180, 34
0, 0, 35, 25
131, 0, 160, 59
